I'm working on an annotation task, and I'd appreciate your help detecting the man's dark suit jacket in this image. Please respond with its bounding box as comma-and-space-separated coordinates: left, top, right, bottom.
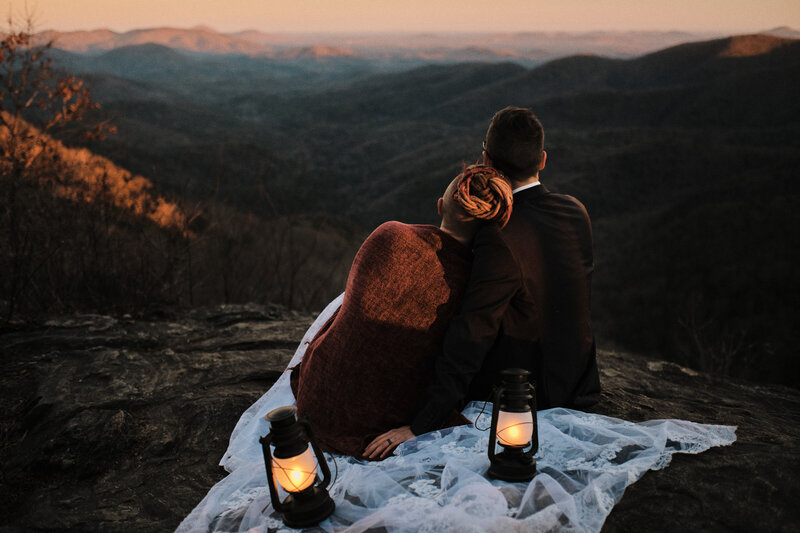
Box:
411, 184, 601, 435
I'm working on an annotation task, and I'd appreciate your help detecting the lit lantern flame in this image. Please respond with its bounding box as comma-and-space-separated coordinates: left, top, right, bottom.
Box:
496, 410, 534, 447
272, 447, 317, 492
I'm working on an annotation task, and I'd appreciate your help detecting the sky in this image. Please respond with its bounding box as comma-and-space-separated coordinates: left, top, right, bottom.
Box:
9, 0, 800, 34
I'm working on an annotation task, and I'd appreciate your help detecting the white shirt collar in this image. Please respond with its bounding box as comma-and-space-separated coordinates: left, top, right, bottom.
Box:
512, 181, 541, 194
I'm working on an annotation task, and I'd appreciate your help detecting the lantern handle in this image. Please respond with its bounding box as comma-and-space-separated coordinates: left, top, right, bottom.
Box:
527, 381, 539, 454
487, 385, 505, 462
259, 434, 285, 513
300, 418, 333, 489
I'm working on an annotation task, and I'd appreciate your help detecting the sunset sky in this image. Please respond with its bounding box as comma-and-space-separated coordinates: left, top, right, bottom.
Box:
13, 0, 800, 34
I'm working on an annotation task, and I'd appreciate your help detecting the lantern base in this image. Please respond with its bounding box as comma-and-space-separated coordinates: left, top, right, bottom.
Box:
280, 486, 336, 528
488, 448, 537, 482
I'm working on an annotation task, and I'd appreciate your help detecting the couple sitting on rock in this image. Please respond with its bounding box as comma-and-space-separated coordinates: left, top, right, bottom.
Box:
291, 106, 601, 460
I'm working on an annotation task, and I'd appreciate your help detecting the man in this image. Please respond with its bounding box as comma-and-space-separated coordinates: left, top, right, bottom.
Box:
292, 166, 512, 459
365, 107, 601, 459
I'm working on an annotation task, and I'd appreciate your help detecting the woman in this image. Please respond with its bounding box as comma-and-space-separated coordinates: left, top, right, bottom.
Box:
290, 164, 513, 459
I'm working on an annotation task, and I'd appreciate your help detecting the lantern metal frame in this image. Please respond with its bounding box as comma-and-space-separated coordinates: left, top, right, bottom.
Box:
487, 368, 539, 482
260, 406, 335, 528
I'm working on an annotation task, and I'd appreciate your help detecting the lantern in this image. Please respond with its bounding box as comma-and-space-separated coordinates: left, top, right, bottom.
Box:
260, 406, 335, 528
487, 368, 539, 482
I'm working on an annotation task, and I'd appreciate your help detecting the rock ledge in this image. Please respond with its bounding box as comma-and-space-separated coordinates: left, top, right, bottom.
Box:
1, 305, 798, 532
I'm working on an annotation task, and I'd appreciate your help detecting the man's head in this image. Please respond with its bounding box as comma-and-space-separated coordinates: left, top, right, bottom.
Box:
483, 107, 546, 184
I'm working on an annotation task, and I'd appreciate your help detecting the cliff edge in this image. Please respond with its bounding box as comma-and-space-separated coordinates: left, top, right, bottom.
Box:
1, 304, 798, 532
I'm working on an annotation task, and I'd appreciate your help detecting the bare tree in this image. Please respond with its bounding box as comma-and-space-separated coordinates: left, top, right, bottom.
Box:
676, 293, 753, 376
0, 14, 113, 319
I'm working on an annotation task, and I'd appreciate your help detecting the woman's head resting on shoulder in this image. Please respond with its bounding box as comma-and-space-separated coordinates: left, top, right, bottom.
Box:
438, 164, 513, 245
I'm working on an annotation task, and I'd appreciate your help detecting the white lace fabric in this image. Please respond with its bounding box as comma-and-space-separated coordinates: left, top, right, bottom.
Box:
177, 294, 736, 533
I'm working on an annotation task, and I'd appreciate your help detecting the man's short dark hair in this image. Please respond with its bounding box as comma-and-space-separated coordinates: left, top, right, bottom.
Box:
484, 107, 544, 182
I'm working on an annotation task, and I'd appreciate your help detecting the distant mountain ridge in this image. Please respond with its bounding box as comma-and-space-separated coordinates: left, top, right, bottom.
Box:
37, 25, 779, 64
36, 27, 267, 55
281, 45, 358, 60
717, 33, 795, 56
764, 26, 800, 39
412, 33, 800, 125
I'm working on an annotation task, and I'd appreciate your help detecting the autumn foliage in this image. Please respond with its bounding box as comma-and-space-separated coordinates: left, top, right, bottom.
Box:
0, 113, 186, 226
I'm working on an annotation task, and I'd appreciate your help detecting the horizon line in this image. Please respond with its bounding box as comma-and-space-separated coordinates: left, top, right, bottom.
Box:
35, 25, 796, 36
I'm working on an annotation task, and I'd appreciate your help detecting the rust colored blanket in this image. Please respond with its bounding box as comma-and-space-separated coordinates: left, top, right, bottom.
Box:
291, 221, 472, 458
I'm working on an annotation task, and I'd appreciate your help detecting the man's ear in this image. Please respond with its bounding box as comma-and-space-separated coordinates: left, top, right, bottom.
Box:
539, 150, 547, 171
437, 197, 443, 216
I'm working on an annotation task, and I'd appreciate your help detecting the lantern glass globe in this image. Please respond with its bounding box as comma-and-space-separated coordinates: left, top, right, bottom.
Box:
272, 447, 318, 492
496, 410, 534, 447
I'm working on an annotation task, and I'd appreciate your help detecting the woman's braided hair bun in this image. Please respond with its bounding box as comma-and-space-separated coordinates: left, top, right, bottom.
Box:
452, 164, 513, 228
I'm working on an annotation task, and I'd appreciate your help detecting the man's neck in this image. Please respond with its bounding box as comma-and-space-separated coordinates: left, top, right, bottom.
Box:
511, 175, 540, 194
510, 175, 540, 190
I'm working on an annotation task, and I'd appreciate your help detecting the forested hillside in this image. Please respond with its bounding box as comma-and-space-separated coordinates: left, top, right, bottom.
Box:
20, 33, 800, 386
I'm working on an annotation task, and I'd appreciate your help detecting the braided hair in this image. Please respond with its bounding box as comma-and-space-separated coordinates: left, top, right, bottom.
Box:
452, 164, 513, 228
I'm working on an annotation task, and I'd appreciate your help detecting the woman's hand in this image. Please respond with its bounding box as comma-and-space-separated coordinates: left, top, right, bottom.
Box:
363, 426, 415, 460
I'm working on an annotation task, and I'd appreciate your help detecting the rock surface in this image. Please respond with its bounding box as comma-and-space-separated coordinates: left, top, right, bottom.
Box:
1, 305, 798, 532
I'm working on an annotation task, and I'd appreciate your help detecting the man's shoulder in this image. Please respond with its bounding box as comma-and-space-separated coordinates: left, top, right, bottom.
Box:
474, 221, 507, 244
513, 188, 591, 224
541, 190, 590, 217
558, 192, 589, 214
473, 223, 518, 263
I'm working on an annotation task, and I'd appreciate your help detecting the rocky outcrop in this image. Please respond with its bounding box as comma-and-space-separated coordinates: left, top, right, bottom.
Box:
1, 305, 798, 532
595, 352, 799, 532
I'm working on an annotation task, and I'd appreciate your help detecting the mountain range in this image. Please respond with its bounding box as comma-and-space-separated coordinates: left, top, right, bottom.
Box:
28, 30, 800, 387
37, 25, 800, 64
34, 25, 756, 65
